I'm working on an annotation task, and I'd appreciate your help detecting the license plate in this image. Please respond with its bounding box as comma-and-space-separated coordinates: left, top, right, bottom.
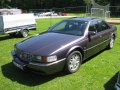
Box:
13, 61, 23, 70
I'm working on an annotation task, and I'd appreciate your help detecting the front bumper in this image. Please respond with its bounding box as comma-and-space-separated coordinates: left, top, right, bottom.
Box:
11, 50, 66, 75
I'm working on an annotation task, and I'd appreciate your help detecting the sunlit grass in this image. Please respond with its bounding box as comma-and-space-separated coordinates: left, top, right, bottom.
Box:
67, 13, 86, 17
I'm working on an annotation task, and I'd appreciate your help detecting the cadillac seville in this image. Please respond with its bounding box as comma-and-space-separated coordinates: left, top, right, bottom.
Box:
11, 17, 117, 75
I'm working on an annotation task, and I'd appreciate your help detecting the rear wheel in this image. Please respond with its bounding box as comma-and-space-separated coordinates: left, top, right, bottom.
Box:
65, 51, 82, 74
108, 35, 115, 49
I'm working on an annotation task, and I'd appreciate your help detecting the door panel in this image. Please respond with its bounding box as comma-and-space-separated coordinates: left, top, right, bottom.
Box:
85, 20, 102, 58
97, 20, 111, 50
86, 33, 102, 58
85, 20, 111, 58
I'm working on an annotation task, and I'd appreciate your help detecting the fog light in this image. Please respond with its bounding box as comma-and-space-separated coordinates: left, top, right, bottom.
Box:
36, 56, 42, 60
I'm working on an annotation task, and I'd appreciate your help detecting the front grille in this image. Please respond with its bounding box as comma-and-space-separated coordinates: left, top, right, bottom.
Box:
16, 48, 34, 61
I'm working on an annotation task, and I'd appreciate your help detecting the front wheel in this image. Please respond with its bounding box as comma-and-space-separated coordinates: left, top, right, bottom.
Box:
64, 51, 82, 74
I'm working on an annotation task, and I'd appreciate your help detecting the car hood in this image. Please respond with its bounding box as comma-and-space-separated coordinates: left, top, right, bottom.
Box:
16, 32, 82, 55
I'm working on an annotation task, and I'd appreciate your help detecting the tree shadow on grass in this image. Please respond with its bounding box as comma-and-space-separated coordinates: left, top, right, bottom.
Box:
104, 72, 119, 90
1, 62, 67, 86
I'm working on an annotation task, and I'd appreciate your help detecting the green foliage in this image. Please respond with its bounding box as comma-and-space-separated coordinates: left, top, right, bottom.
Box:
0, 0, 119, 10
0, 0, 11, 8
83, 0, 92, 5
95, 0, 109, 5
0, 0, 86, 9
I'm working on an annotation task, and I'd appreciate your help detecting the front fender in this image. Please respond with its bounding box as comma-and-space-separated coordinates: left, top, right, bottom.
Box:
66, 46, 84, 58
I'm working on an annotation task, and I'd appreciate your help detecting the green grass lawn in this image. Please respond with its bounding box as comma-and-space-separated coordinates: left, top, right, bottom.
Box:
0, 18, 120, 90
67, 13, 86, 17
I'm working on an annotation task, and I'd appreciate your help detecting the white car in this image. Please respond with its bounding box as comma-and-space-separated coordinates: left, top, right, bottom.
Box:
40, 11, 58, 16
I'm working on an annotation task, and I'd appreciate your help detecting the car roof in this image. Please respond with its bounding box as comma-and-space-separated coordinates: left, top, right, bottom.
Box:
67, 17, 101, 22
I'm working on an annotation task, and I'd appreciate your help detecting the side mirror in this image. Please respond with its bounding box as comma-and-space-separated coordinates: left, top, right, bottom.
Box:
88, 31, 96, 36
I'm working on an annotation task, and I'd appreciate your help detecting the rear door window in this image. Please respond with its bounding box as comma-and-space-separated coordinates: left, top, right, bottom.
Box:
97, 20, 110, 32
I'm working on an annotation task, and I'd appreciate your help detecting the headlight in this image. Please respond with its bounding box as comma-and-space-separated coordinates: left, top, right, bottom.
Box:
47, 55, 57, 62
35, 55, 57, 62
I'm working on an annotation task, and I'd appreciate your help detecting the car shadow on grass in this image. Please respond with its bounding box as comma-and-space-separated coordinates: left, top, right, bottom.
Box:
1, 48, 112, 86
1, 62, 67, 86
104, 72, 119, 90
82, 49, 107, 64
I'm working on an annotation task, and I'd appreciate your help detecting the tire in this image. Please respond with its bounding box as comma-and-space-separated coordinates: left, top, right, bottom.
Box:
20, 30, 28, 37
64, 51, 82, 74
108, 35, 115, 49
9, 33, 16, 37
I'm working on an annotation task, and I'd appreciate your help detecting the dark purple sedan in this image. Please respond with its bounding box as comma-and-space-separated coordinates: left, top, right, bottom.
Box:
11, 17, 117, 75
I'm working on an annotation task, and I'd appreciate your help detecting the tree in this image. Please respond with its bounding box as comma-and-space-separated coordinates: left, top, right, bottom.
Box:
0, 0, 11, 8
0, 0, 120, 10
83, 0, 91, 5
95, 0, 109, 5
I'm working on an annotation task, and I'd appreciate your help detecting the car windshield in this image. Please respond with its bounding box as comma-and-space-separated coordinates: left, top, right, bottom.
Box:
48, 20, 88, 36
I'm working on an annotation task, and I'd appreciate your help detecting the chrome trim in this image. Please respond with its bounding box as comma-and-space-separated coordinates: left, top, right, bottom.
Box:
5, 29, 21, 33
85, 38, 110, 51
15, 48, 33, 61
29, 58, 66, 66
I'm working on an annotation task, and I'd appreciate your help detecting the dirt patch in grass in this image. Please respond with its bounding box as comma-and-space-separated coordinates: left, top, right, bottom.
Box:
106, 19, 120, 24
